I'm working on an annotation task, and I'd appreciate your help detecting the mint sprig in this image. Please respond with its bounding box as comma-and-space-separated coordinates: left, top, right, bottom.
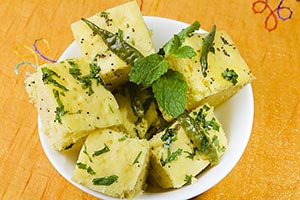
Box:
128, 21, 200, 118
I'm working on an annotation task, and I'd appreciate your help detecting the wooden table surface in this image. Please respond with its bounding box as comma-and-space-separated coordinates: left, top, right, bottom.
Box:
1, 0, 300, 199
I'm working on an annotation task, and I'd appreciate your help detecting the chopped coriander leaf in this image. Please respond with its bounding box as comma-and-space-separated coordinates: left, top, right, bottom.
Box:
83, 143, 93, 163
152, 70, 188, 118
160, 148, 182, 166
76, 162, 87, 169
222, 68, 238, 85
184, 174, 193, 183
200, 24, 216, 77
87, 166, 96, 175
161, 128, 177, 148
118, 135, 128, 142
53, 89, 68, 124
204, 117, 220, 131
89, 55, 105, 86
132, 151, 142, 165
195, 108, 220, 131
42, 67, 68, 91
93, 143, 110, 157
92, 175, 118, 186
68, 58, 105, 96
184, 148, 197, 159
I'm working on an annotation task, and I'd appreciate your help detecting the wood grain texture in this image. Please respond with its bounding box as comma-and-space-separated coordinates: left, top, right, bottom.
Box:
1, 0, 299, 199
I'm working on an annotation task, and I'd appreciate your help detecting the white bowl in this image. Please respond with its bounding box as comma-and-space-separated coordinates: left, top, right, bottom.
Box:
39, 16, 254, 200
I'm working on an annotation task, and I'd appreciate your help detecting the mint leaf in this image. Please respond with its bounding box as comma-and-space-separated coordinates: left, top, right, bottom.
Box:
177, 21, 200, 41
162, 21, 200, 56
163, 34, 182, 56
152, 70, 187, 118
129, 53, 169, 87
173, 45, 197, 58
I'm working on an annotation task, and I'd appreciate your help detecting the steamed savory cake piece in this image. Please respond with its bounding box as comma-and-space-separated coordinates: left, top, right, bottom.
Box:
25, 57, 122, 151
71, 1, 155, 89
167, 30, 255, 111
149, 104, 227, 188
72, 129, 150, 199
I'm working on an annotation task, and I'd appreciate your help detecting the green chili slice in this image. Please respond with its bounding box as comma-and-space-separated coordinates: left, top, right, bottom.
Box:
179, 112, 219, 165
81, 18, 144, 66
200, 24, 216, 77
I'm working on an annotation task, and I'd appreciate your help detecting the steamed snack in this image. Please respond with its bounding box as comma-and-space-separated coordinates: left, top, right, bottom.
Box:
149, 104, 227, 188
71, 1, 155, 89
113, 83, 168, 139
25, 58, 122, 151
167, 30, 255, 111
72, 129, 150, 199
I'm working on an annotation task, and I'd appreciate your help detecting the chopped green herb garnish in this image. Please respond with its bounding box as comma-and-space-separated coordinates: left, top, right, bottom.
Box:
87, 166, 96, 175
76, 162, 87, 169
118, 135, 128, 142
222, 68, 238, 85
93, 144, 110, 157
83, 143, 93, 163
204, 117, 220, 131
68, 57, 104, 96
92, 175, 118, 186
108, 104, 114, 113
195, 108, 220, 132
76, 162, 96, 175
161, 128, 177, 148
132, 151, 142, 165
212, 135, 226, 153
200, 24, 216, 77
53, 89, 68, 124
42, 67, 68, 91
160, 148, 182, 166
184, 174, 193, 183
184, 148, 197, 159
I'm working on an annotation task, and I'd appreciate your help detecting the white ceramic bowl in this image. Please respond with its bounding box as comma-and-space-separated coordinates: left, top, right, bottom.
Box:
39, 16, 254, 200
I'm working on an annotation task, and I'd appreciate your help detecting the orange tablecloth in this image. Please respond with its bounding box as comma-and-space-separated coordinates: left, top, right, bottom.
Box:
1, 0, 299, 199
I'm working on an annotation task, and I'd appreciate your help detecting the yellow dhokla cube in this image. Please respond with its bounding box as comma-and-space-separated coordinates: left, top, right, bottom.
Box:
71, 1, 155, 89
167, 30, 255, 111
149, 104, 227, 188
25, 58, 122, 151
72, 129, 150, 199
